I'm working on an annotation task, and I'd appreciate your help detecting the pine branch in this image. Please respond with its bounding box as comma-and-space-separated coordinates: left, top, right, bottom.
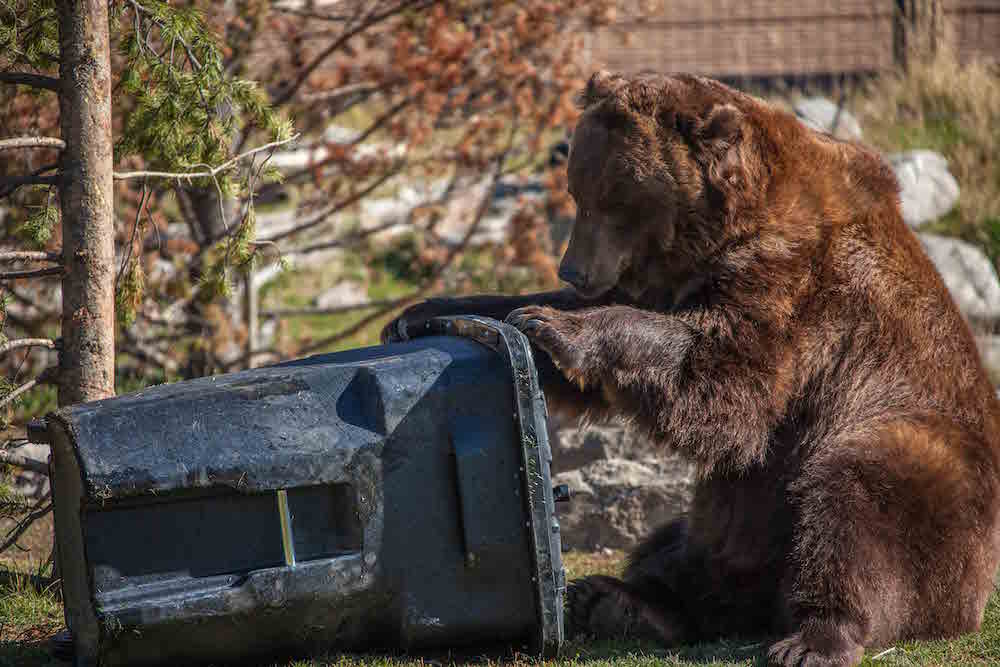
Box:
0, 137, 65, 151
112, 133, 299, 180
0, 252, 61, 263
0, 338, 57, 355
0, 72, 59, 91
0, 266, 63, 281
124, 0, 202, 69
0, 449, 48, 475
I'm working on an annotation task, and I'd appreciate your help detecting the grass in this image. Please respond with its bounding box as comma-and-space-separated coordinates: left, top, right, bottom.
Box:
3, 549, 1000, 666
0, 564, 62, 667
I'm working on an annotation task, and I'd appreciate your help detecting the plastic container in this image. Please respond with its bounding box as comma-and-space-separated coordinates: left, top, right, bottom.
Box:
43, 316, 565, 666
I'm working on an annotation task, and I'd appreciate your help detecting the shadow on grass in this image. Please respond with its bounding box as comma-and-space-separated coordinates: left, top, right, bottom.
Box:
0, 631, 62, 667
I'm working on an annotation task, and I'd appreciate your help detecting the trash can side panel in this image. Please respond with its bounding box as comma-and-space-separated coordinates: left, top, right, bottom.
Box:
47, 416, 101, 664
421, 317, 565, 657
379, 355, 537, 649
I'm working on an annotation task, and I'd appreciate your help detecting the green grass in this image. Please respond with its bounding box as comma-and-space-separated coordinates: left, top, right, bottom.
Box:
0, 566, 62, 667
4, 552, 1000, 666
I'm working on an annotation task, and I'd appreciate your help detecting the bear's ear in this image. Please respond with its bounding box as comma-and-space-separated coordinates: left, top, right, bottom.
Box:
577, 69, 627, 108
675, 103, 750, 200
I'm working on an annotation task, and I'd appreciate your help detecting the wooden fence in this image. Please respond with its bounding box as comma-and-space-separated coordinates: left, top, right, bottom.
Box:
584, 1, 1000, 82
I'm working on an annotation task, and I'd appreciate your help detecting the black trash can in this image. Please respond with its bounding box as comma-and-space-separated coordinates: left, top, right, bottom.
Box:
43, 316, 564, 666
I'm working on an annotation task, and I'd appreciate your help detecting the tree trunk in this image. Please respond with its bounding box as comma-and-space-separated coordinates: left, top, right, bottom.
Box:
56, 0, 116, 405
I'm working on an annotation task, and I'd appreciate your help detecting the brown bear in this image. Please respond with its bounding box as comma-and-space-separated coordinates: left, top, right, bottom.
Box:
381, 71, 1000, 666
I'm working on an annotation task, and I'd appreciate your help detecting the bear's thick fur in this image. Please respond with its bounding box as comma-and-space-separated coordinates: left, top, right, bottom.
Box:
382, 72, 1000, 666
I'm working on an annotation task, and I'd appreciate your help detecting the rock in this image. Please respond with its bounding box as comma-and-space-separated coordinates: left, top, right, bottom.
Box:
794, 97, 862, 140
3, 442, 50, 501
554, 456, 695, 551
919, 233, 1000, 323
890, 150, 960, 228
314, 281, 368, 309
549, 423, 653, 473
977, 336, 1000, 377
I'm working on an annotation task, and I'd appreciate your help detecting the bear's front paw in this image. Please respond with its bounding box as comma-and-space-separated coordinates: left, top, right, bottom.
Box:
505, 306, 591, 385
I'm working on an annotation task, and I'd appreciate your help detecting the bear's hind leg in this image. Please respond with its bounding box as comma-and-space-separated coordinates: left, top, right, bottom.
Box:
767, 420, 991, 667
567, 519, 691, 643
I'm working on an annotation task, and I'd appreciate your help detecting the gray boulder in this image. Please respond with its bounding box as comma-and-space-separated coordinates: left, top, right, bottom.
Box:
890, 150, 960, 228
794, 97, 862, 140
554, 456, 694, 550
919, 233, 1000, 324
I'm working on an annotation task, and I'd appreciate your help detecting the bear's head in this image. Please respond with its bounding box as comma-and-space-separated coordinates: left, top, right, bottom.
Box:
560, 71, 767, 300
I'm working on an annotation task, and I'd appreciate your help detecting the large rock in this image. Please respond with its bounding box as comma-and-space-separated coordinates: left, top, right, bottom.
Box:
919, 233, 1000, 324
554, 456, 695, 551
794, 97, 862, 140
890, 150, 960, 228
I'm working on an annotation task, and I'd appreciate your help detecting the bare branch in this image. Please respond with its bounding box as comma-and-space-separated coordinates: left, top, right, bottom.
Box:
262, 165, 404, 243
0, 338, 57, 355
0, 449, 48, 475
112, 133, 300, 180
0, 252, 61, 263
119, 331, 180, 373
295, 163, 508, 356
263, 300, 399, 319
0, 502, 53, 554
0, 368, 56, 410
272, 0, 434, 107
296, 297, 413, 356
300, 80, 383, 103
0, 266, 63, 281
291, 217, 407, 255
0, 165, 59, 200
0, 137, 65, 151
0, 72, 59, 91
0, 174, 60, 190
264, 101, 412, 191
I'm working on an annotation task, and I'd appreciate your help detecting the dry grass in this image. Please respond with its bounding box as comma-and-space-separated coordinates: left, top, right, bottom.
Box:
855, 46, 1000, 257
